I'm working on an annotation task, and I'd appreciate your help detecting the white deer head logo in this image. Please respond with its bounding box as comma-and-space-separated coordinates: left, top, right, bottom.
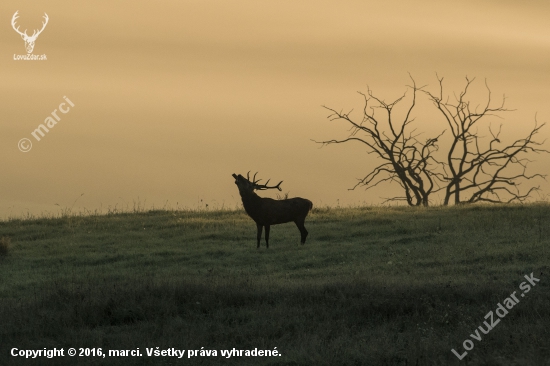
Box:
11, 11, 49, 54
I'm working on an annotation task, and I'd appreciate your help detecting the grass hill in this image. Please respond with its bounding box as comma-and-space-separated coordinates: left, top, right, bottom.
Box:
0, 204, 549, 365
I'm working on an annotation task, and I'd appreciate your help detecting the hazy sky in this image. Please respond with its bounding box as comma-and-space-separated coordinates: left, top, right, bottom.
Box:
1, 1, 549, 217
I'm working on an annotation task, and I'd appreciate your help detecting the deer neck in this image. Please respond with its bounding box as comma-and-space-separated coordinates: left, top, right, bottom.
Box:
240, 190, 262, 217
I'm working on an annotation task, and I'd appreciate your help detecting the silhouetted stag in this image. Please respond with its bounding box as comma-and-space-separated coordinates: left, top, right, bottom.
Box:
232, 172, 313, 248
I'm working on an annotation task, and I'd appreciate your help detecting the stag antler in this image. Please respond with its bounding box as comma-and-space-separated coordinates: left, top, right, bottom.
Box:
245, 171, 283, 190
11, 11, 27, 38
11, 11, 48, 38
254, 178, 283, 191
31, 13, 49, 39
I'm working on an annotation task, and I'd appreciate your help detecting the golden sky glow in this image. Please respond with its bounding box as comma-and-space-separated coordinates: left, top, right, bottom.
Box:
1, 1, 549, 216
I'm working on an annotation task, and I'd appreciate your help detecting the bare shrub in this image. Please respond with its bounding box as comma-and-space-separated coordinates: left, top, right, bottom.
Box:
0, 236, 10, 256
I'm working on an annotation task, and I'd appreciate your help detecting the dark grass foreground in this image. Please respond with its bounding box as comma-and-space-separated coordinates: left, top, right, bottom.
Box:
0, 204, 549, 365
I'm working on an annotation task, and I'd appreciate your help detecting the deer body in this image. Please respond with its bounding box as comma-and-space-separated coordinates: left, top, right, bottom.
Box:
233, 173, 312, 248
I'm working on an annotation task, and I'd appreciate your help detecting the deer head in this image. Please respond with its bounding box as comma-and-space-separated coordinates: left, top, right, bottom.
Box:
12, 11, 49, 54
232, 172, 283, 196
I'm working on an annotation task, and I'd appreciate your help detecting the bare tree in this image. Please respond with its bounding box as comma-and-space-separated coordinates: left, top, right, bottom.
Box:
423, 76, 548, 205
316, 76, 547, 206
314, 78, 445, 206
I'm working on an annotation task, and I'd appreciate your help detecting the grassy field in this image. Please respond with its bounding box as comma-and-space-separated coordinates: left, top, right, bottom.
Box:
0, 204, 549, 365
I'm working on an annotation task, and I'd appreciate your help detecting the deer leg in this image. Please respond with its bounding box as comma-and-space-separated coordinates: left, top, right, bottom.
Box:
256, 223, 263, 249
294, 219, 308, 245
265, 225, 270, 249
